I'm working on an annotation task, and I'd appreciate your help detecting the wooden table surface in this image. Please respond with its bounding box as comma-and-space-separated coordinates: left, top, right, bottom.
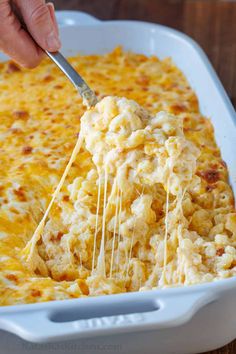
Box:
54, 1, 236, 353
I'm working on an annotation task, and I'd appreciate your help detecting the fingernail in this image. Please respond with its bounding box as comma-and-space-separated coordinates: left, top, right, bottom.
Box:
47, 2, 55, 10
46, 32, 61, 52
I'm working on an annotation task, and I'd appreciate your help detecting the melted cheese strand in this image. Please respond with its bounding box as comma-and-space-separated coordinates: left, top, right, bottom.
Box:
110, 183, 119, 278
126, 188, 144, 278
176, 188, 187, 284
162, 183, 170, 284
177, 224, 184, 284
116, 190, 123, 276
96, 167, 108, 277
23, 133, 83, 266
92, 173, 101, 273
162, 184, 186, 285
125, 217, 136, 279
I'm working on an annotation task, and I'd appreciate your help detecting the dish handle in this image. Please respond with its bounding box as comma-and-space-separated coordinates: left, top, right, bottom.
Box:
55, 10, 100, 27
0, 290, 216, 343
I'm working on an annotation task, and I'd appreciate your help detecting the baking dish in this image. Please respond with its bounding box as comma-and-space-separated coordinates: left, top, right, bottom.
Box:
0, 11, 236, 354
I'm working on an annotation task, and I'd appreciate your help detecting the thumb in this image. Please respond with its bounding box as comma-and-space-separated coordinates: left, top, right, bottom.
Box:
16, 0, 61, 52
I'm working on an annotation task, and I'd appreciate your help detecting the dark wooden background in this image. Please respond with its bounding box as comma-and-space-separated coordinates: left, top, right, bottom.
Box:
53, 1, 236, 353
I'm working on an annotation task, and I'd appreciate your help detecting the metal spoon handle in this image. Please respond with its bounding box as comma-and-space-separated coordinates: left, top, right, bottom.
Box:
18, 17, 97, 107
46, 50, 97, 108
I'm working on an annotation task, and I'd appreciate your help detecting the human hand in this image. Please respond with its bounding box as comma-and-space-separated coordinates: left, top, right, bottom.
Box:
0, 0, 61, 68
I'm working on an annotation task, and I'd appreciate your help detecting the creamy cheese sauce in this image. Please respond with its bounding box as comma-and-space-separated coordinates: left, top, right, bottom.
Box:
0, 48, 235, 306
23, 96, 235, 294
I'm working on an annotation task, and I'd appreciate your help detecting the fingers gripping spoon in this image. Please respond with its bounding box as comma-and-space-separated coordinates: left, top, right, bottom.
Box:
21, 20, 98, 108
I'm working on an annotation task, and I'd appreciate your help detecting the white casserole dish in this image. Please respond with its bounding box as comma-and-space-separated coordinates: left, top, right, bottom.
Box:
0, 11, 236, 354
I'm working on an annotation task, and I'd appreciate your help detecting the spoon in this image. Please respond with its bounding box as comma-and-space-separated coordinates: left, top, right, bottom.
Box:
20, 20, 98, 108
46, 50, 98, 108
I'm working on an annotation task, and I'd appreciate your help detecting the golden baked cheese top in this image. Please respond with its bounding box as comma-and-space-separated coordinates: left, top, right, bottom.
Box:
0, 48, 235, 306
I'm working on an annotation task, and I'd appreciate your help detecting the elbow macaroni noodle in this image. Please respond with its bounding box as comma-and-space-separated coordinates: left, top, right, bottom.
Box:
0, 48, 235, 305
